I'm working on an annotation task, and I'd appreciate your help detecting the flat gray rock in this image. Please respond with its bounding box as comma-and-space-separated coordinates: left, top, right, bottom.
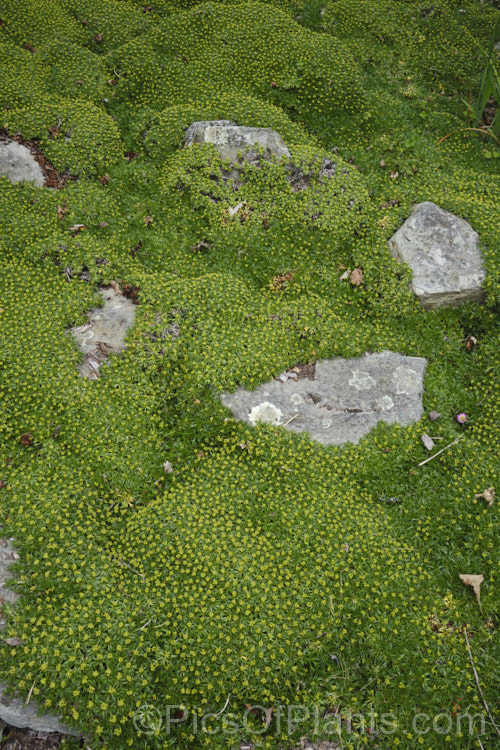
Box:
220, 351, 427, 446
0, 539, 80, 735
0, 140, 45, 188
388, 201, 485, 309
69, 288, 136, 379
184, 121, 290, 163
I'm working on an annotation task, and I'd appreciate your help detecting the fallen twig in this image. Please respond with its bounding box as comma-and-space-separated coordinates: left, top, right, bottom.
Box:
418, 435, 464, 466
282, 413, 299, 427
213, 693, 231, 717
464, 628, 500, 738
25, 680, 36, 705
115, 559, 145, 579
436, 127, 500, 146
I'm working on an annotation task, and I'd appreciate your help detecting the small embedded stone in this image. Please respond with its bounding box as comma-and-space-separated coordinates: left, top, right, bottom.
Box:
388, 202, 485, 309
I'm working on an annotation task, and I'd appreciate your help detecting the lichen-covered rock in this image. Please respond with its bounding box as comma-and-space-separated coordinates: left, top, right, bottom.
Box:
0, 140, 44, 187
69, 287, 136, 379
388, 201, 485, 309
184, 121, 290, 164
220, 351, 427, 446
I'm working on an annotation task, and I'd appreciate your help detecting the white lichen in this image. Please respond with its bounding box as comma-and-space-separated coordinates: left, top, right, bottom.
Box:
248, 401, 283, 426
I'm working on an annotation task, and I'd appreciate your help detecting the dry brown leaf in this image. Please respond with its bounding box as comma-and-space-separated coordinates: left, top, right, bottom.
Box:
349, 267, 363, 286
109, 280, 121, 294
144, 215, 154, 226
474, 487, 495, 506
464, 335, 477, 352
459, 574, 484, 612
270, 270, 295, 291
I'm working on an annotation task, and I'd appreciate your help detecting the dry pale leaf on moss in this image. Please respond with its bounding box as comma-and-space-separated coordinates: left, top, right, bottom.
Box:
339, 269, 351, 281
349, 267, 363, 286
474, 487, 495, 506
191, 239, 211, 251
4, 637, 24, 646
109, 280, 121, 294
459, 574, 484, 613
69, 224, 87, 234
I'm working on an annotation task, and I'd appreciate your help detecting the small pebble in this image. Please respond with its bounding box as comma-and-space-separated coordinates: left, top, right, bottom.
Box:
421, 433, 435, 451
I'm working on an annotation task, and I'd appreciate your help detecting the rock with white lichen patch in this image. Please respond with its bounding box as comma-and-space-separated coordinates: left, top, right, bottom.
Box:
220, 351, 427, 446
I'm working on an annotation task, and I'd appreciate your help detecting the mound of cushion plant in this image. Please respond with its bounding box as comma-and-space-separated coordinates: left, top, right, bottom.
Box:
0, 1, 498, 749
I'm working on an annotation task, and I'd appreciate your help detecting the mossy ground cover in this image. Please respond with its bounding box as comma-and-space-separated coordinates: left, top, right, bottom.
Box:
0, 1, 499, 748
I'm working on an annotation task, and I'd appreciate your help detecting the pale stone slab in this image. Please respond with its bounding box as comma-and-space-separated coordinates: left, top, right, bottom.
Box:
220, 351, 427, 446
388, 201, 485, 309
69, 288, 136, 379
184, 121, 290, 163
0, 140, 45, 188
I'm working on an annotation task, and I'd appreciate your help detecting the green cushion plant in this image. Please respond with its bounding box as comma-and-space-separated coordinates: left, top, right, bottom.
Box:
0, 1, 498, 749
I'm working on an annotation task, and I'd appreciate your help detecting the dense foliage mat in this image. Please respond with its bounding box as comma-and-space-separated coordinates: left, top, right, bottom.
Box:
0, 1, 499, 748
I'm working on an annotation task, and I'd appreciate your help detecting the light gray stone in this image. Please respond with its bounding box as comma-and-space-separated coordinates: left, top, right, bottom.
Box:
220, 351, 427, 446
0, 539, 19, 616
0, 140, 45, 188
0, 685, 80, 736
69, 288, 136, 379
388, 201, 485, 309
0, 539, 80, 735
184, 121, 290, 163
